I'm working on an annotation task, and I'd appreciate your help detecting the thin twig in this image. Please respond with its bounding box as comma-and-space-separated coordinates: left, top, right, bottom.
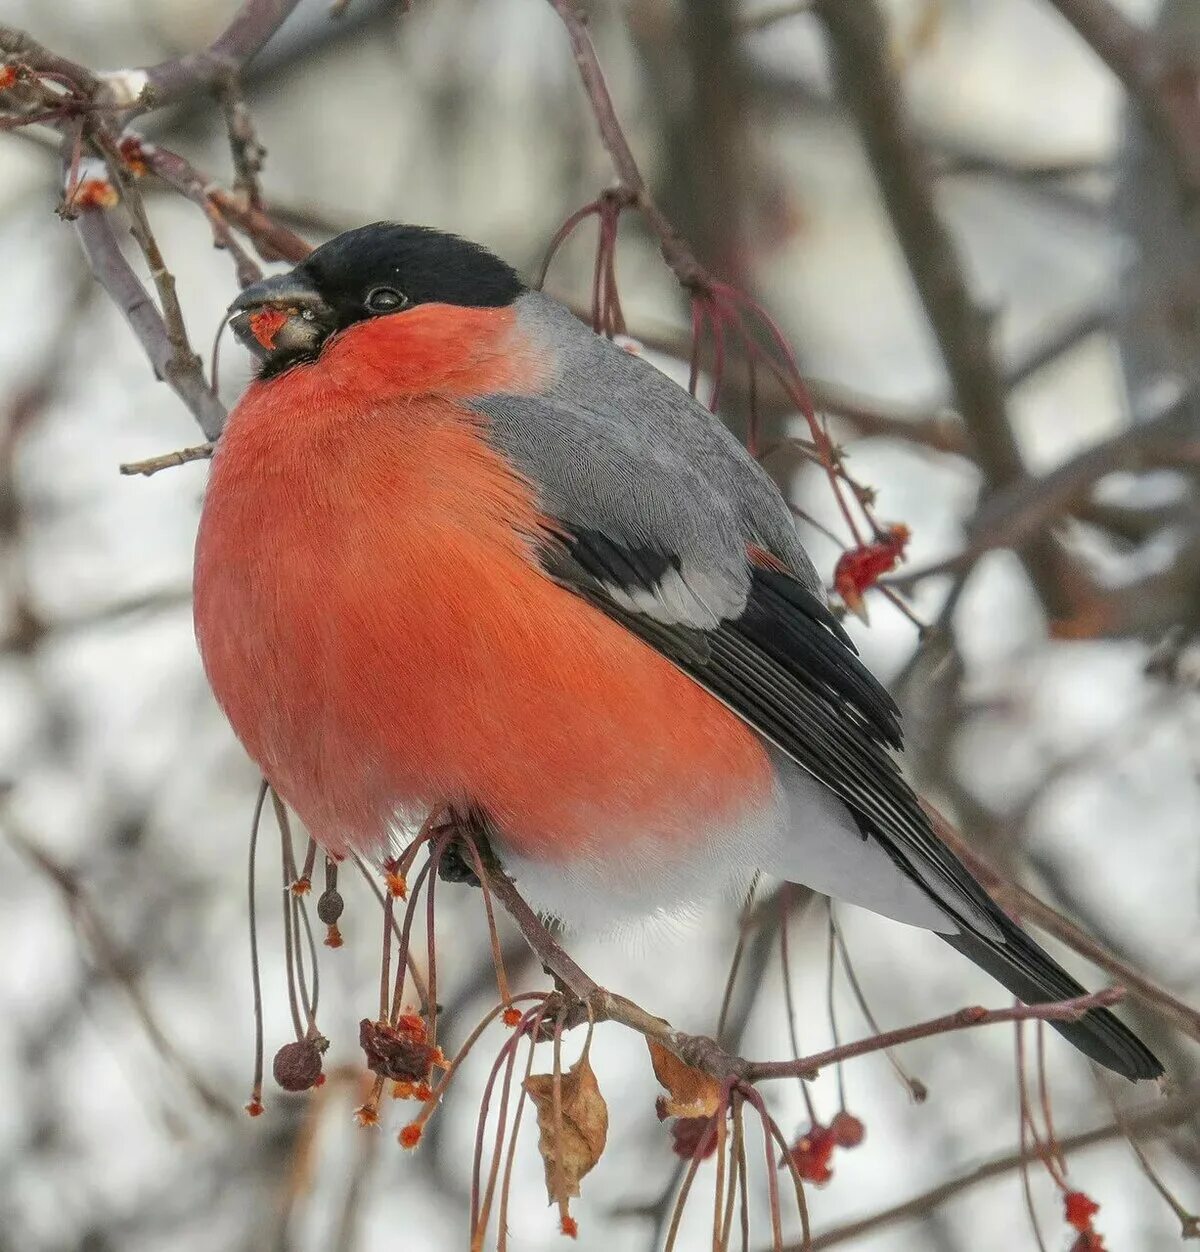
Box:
744, 990, 1126, 1083
811, 0, 1074, 616
3, 818, 235, 1118
923, 800, 1200, 1044
120, 443, 215, 477
544, 0, 709, 290
71, 204, 226, 440
785, 1085, 1200, 1251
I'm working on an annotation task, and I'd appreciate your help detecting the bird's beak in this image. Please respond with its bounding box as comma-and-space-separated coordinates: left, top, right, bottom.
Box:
228, 272, 332, 362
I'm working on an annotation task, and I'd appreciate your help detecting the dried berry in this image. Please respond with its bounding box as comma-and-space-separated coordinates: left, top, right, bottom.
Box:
360, 1017, 439, 1083
786, 1123, 837, 1185
1064, 1192, 1100, 1232
272, 1040, 322, 1092
317, 888, 344, 924
833, 523, 910, 622
669, 1116, 717, 1160
829, 1110, 866, 1149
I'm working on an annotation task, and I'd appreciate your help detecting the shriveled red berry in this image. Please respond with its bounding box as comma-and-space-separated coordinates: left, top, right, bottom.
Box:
1065, 1191, 1101, 1232
669, 1116, 718, 1160
360, 1017, 438, 1082
830, 1110, 865, 1148
787, 1124, 836, 1185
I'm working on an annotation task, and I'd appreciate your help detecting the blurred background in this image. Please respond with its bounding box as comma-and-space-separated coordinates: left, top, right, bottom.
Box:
0, 0, 1198, 1249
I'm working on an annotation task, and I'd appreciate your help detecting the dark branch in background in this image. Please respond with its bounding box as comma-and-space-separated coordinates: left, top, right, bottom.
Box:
1043, 0, 1200, 206
811, 0, 1076, 618
923, 804, 1200, 1046
676, 0, 748, 283
2, 818, 235, 1118
545, 0, 709, 291
889, 395, 1200, 591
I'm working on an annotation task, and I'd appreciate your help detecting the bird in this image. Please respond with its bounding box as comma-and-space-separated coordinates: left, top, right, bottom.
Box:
194, 222, 1162, 1081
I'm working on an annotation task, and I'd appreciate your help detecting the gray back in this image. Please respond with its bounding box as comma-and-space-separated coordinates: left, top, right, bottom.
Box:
471, 292, 820, 627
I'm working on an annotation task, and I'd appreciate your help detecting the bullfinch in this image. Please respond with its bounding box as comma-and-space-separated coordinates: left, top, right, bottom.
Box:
193, 223, 1162, 1081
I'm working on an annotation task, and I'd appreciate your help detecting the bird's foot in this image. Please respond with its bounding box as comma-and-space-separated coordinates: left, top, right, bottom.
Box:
436, 838, 482, 887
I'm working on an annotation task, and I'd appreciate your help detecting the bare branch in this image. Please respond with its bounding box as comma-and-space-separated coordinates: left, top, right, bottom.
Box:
891, 395, 1200, 590
812, 0, 1075, 615
1042, 0, 1200, 203
133, 139, 265, 287
545, 0, 710, 291
72, 203, 226, 440
743, 989, 1126, 1083
0, 25, 101, 91
484, 856, 1140, 1086
789, 1085, 1200, 1251
3, 818, 235, 1118
0, 5, 319, 441
120, 443, 215, 477
128, 0, 306, 112
923, 803, 1200, 1046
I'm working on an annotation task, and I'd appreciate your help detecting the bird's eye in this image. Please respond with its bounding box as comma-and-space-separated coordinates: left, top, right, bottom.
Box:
366, 286, 407, 313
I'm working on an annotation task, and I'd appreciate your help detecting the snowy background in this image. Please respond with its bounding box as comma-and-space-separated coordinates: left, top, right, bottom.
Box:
0, 0, 1197, 1249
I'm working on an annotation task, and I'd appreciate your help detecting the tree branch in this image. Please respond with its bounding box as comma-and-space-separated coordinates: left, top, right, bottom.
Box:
484, 858, 1137, 1085
923, 801, 1200, 1045
791, 1084, 1200, 1251
891, 395, 1200, 590
545, 0, 710, 291
811, 0, 1075, 616
1042, 0, 1200, 204
72, 203, 227, 440
0, 4, 317, 442
742, 989, 1125, 1083
120, 0, 306, 112
3, 818, 235, 1118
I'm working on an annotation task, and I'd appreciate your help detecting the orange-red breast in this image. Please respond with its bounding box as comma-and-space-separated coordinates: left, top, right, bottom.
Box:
193, 223, 1161, 1080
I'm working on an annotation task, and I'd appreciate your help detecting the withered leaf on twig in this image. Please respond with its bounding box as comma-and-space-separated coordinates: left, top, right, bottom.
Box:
524, 1055, 609, 1205
647, 1039, 722, 1118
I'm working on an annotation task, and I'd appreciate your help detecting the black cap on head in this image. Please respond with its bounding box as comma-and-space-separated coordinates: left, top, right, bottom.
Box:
228, 223, 525, 377
297, 222, 525, 323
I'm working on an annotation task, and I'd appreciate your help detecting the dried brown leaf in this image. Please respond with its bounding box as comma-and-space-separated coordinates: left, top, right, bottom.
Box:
524, 1055, 609, 1204
647, 1039, 722, 1118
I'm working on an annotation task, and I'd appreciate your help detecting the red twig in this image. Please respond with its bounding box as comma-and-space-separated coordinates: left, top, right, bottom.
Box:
745, 990, 1125, 1083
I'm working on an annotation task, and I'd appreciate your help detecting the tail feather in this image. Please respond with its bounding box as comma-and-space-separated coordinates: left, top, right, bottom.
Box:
941, 914, 1163, 1081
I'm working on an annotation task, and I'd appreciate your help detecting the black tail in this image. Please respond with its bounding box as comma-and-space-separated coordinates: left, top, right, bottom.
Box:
941, 914, 1163, 1081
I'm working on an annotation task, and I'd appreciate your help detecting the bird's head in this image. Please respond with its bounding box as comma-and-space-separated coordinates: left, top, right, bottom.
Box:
228, 222, 525, 377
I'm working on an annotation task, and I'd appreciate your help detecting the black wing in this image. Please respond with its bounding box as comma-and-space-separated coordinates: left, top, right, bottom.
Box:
544, 528, 1163, 1081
